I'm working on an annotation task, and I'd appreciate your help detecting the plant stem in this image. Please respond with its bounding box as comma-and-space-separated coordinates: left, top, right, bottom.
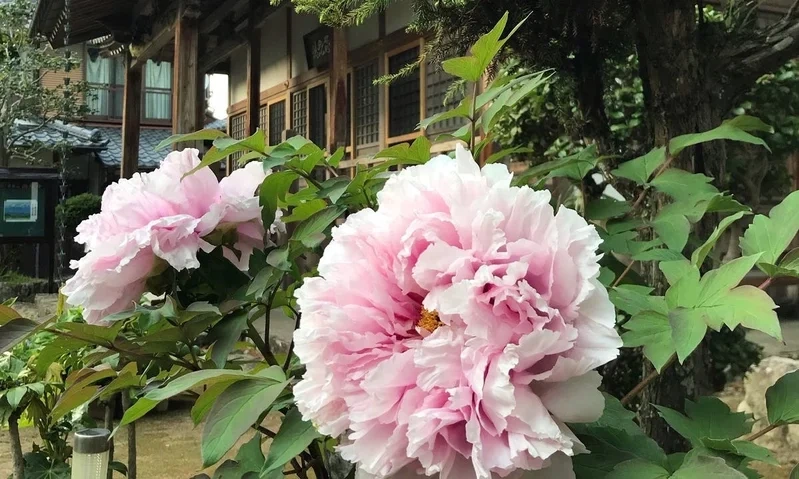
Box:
469, 82, 478, 155
104, 398, 116, 479
283, 311, 300, 372
291, 458, 309, 479
121, 392, 137, 479
621, 354, 677, 406
612, 261, 636, 288
758, 277, 773, 290
8, 410, 25, 479
744, 423, 780, 441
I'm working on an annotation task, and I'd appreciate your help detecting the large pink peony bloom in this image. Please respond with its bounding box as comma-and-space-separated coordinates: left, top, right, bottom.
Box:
63, 149, 279, 323
293, 145, 622, 479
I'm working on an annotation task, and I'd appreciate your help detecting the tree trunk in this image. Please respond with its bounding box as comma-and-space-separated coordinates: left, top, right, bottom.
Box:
121, 392, 137, 479
8, 410, 26, 479
633, 0, 720, 452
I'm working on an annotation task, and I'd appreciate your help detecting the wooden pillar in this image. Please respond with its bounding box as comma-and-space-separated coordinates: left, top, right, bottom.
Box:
246, 15, 261, 137
120, 52, 142, 179
172, 0, 201, 150
328, 28, 348, 152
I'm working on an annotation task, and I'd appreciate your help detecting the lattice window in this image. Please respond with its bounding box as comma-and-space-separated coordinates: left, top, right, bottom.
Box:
425, 63, 467, 135
354, 60, 379, 146
388, 47, 420, 138
345, 74, 351, 147
230, 114, 246, 162
259, 105, 268, 133
309, 84, 327, 148
269, 101, 286, 145
291, 90, 308, 138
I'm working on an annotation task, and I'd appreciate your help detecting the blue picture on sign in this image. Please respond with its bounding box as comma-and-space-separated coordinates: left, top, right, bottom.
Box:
3, 199, 37, 223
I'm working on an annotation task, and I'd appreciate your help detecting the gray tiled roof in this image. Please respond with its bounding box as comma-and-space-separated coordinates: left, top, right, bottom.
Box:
94, 126, 173, 169
12, 120, 108, 150
206, 117, 227, 131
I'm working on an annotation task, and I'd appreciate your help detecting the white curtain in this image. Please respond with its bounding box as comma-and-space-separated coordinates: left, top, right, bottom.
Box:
85, 56, 111, 116
145, 60, 172, 120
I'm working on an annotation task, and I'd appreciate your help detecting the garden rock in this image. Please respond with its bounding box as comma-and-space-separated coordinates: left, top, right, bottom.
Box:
737, 356, 799, 460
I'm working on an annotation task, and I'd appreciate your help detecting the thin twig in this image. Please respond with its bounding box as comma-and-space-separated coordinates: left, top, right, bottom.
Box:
283, 309, 300, 372
612, 261, 636, 288
291, 458, 309, 479
621, 354, 677, 406
744, 423, 780, 442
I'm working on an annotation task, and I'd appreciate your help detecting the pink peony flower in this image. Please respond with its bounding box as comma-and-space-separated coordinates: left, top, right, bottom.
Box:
293, 145, 622, 479
64, 149, 278, 323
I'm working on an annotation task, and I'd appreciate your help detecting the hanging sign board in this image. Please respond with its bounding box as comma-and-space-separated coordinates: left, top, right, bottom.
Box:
0, 180, 47, 238
304, 26, 332, 70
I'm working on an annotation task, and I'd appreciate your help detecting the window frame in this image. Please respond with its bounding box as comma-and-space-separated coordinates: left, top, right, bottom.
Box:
264, 94, 289, 146
383, 39, 425, 145
83, 48, 173, 125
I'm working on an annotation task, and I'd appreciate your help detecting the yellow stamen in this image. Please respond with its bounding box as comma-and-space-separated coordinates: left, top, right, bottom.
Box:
417, 308, 441, 333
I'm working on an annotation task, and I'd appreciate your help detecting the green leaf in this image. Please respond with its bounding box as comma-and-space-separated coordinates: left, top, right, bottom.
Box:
586, 198, 631, 221
669, 309, 708, 362
607, 460, 670, 479
291, 206, 346, 249
740, 190, 799, 274
548, 144, 601, 181
261, 407, 321, 475
156, 129, 229, 151
669, 116, 771, 157
6, 386, 27, 409
656, 397, 753, 445
622, 311, 675, 372
236, 433, 266, 473
318, 177, 351, 204
191, 381, 236, 425
663, 255, 781, 341
659, 259, 698, 288
670, 451, 748, 479
699, 438, 778, 465
202, 380, 288, 467
282, 199, 327, 223
485, 146, 534, 164
119, 368, 285, 427
419, 100, 472, 130
207, 312, 249, 368
652, 212, 690, 251
650, 169, 717, 201
791, 464, 798, 479
259, 171, 297, 230
766, 370, 799, 425
609, 285, 658, 316
632, 249, 686, 262
691, 212, 748, 267
612, 147, 666, 185
0, 317, 39, 354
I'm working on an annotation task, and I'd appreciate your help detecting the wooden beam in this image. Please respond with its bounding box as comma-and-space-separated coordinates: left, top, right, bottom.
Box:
245, 16, 261, 136
198, 35, 244, 73
200, 0, 249, 34
131, 22, 176, 70
172, 0, 201, 149
328, 28, 349, 151
121, 52, 142, 179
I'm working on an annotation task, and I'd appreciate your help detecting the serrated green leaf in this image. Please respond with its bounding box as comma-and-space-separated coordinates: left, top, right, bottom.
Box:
766, 370, 799, 425
622, 311, 675, 372
259, 171, 297, 231
485, 146, 534, 164
202, 380, 288, 467
691, 212, 748, 267
609, 285, 656, 316
612, 147, 666, 185
282, 199, 327, 223
548, 144, 601, 180
740, 190, 799, 274
261, 407, 321, 475
652, 212, 690, 251
632, 249, 686, 262
656, 397, 753, 445
420, 99, 472, 130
